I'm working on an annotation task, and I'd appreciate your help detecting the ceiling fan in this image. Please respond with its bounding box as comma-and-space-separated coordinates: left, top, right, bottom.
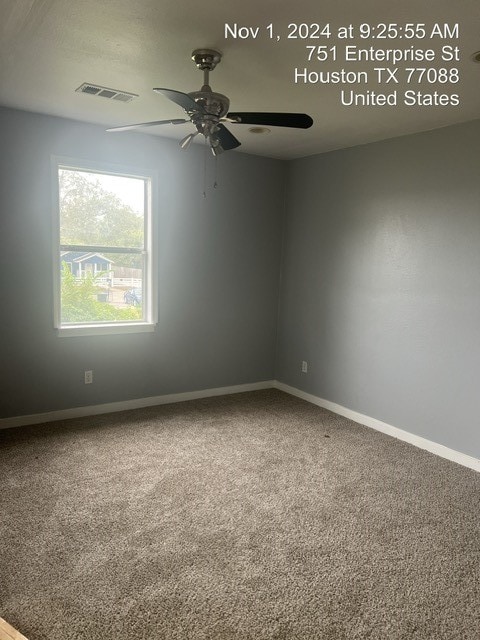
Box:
107, 49, 313, 155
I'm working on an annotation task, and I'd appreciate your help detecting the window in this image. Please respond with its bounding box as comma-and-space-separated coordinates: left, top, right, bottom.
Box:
53, 159, 157, 336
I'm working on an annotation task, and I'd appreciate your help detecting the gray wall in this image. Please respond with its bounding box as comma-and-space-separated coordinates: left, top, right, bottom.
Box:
2, 104, 480, 462
0, 107, 285, 418
276, 119, 480, 459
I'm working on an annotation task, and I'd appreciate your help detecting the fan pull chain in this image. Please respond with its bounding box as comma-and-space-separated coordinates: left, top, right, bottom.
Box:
203, 136, 208, 198
214, 155, 218, 189
201, 137, 221, 197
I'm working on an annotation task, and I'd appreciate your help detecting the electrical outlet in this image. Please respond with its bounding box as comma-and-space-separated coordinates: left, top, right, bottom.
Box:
84, 370, 93, 384
301, 361, 308, 373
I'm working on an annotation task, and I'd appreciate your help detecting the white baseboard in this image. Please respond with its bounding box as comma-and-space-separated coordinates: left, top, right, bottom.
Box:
273, 381, 480, 473
0, 380, 275, 430
2, 378, 478, 474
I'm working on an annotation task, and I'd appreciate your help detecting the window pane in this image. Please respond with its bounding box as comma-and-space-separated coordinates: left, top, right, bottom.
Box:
59, 168, 145, 248
60, 253, 144, 324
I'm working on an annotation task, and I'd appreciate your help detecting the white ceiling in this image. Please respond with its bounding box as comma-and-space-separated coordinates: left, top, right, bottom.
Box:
0, 0, 479, 159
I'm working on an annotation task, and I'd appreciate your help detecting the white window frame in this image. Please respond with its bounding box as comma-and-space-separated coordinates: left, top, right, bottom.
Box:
52, 157, 158, 337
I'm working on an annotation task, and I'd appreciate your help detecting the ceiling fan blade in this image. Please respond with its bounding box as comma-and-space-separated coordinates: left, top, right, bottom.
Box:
107, 119, 188, 132
215, 123, 241, 151
226, 112, 313, 129
153, 88, 203, 113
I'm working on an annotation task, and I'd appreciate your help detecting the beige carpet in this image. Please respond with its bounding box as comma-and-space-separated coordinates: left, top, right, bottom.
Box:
1, 389, 479, 639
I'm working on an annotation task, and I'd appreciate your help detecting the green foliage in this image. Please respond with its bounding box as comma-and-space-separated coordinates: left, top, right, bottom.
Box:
61, 265, 142, 323
59, 169, 144, 268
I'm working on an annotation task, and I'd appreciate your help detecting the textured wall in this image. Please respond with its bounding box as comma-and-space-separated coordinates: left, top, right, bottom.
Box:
3, 104, 480, 462
276, 119, 480, 459
0, 107, 285, 418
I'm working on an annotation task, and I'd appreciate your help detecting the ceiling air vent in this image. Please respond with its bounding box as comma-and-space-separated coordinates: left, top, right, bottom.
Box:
75, 83, 138, 102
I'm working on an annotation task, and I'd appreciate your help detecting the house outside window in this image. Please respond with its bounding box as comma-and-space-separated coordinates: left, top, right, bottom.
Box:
53, 158, 157, 336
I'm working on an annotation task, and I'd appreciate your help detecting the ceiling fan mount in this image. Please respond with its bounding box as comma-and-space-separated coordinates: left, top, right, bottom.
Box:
107, 48, 313, 155
191, 48, 222, 72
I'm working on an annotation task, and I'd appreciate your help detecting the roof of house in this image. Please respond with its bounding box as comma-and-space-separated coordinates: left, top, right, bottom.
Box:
61, 251, 114, 264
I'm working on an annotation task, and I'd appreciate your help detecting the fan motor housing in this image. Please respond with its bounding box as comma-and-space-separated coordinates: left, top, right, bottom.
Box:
188, 90, 230, 118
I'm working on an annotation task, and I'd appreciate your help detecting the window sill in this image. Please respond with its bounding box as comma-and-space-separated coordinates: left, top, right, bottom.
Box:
56, 322, 156, 337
